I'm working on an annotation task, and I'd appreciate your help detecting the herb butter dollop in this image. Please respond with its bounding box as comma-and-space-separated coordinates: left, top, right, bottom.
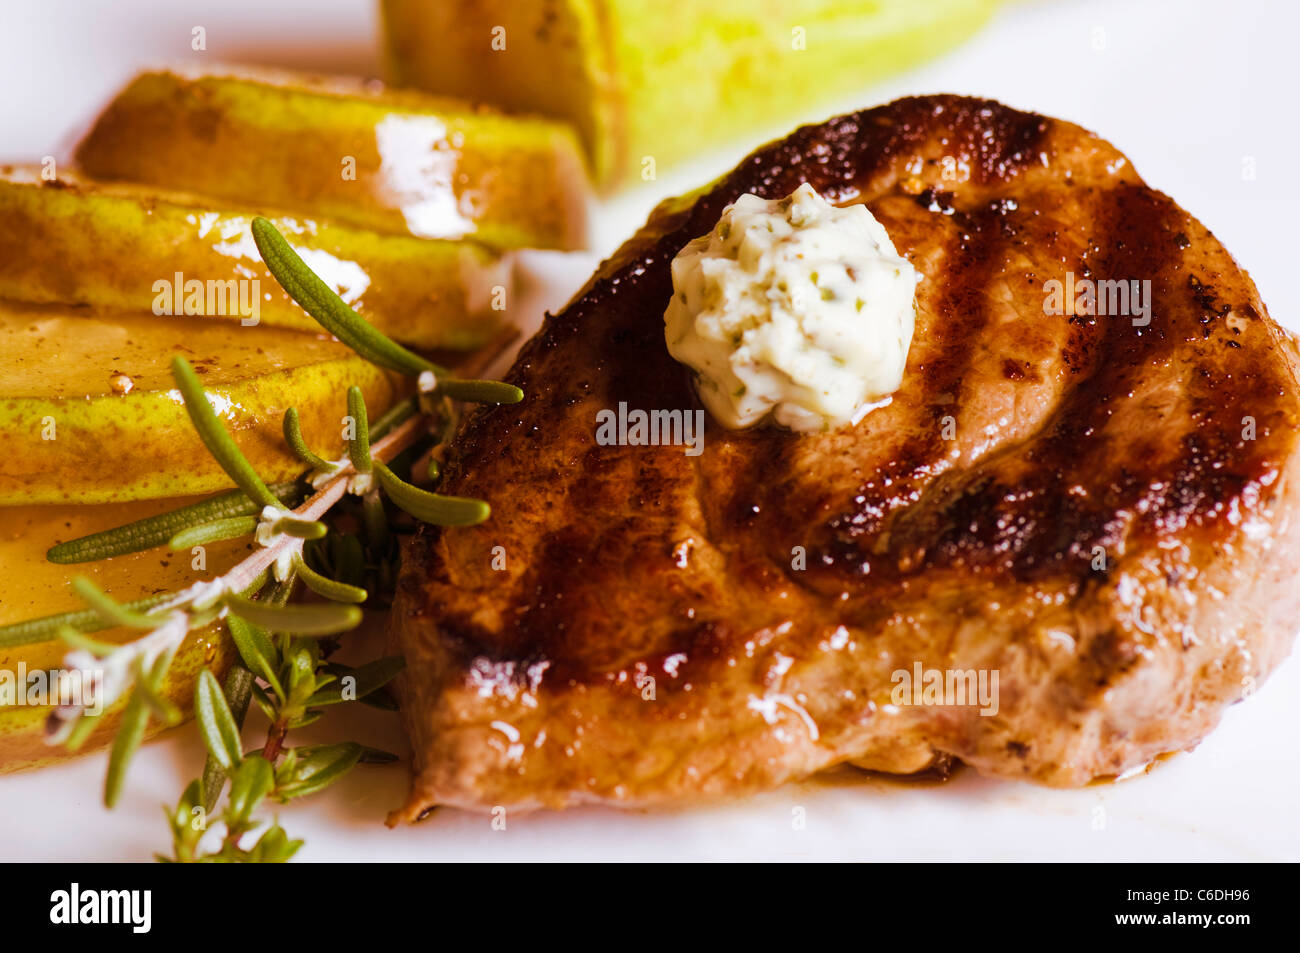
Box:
664, 182, 918, 432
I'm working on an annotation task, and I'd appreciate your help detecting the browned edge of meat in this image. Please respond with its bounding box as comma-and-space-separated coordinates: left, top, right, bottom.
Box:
385, 95, 1300, 821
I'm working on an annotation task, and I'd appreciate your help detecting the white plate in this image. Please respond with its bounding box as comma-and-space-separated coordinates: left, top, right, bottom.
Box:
1, 0, 1297, 861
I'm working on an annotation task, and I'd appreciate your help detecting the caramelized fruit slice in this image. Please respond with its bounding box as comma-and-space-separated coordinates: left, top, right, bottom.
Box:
0, 165, 512, 350
75, 68, 590, 251
0, 498, 248, 772
0, 300, 401, 504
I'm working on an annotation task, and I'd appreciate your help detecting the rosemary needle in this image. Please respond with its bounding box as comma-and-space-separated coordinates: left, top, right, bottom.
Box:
0, 592, 176, 648
169, 516, 260, 551
252, 218, 522, 404
171, 356, 280, 509
282, 407, 335, 472
252, 217, 441, 378
438, 379, 523, 404
200, 665, 254, 813
373, 460, 490, 526
222, 593, 362, 637
56, 624, 121, 657
293, 554, 367, 604
47, 483, 299, 564
346, 386, 373, 475
104, 690, 149, 808
72, 577, 164, 630
269, 516, 329, 540
63, 711, 101, 752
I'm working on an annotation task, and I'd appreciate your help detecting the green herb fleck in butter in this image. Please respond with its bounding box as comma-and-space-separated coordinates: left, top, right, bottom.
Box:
664, 182, 919, 432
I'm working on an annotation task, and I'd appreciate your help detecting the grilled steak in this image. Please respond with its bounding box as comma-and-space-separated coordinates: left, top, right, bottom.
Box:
387, 95, 1300, 818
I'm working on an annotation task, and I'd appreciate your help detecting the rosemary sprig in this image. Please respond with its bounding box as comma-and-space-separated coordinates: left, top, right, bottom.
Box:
32, 366, 383, 790
161, 669, 306, 862
0, 401, 433, 650
9, 215, 523, 861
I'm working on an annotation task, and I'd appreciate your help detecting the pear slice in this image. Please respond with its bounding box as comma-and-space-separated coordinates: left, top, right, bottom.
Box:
381, 0, 1000, 189
0, 300, 402, 505
0, 498, 247, 772
75, 68, 590, 251
0, 165, 512, 351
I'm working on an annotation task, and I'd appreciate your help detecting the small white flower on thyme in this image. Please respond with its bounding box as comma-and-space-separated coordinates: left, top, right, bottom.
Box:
417, 370, 438, 393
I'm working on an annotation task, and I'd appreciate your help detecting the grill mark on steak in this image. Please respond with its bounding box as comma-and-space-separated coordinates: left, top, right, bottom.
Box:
388, 96, 1300, 816
807, 201, 1019, 585
905, 184, 1188, 580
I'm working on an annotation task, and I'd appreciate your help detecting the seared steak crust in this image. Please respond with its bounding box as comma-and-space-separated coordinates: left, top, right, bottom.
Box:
388, 95, 1300, 818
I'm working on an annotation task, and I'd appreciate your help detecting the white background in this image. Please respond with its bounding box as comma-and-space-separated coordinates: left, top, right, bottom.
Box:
0, 0, 1297, 861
